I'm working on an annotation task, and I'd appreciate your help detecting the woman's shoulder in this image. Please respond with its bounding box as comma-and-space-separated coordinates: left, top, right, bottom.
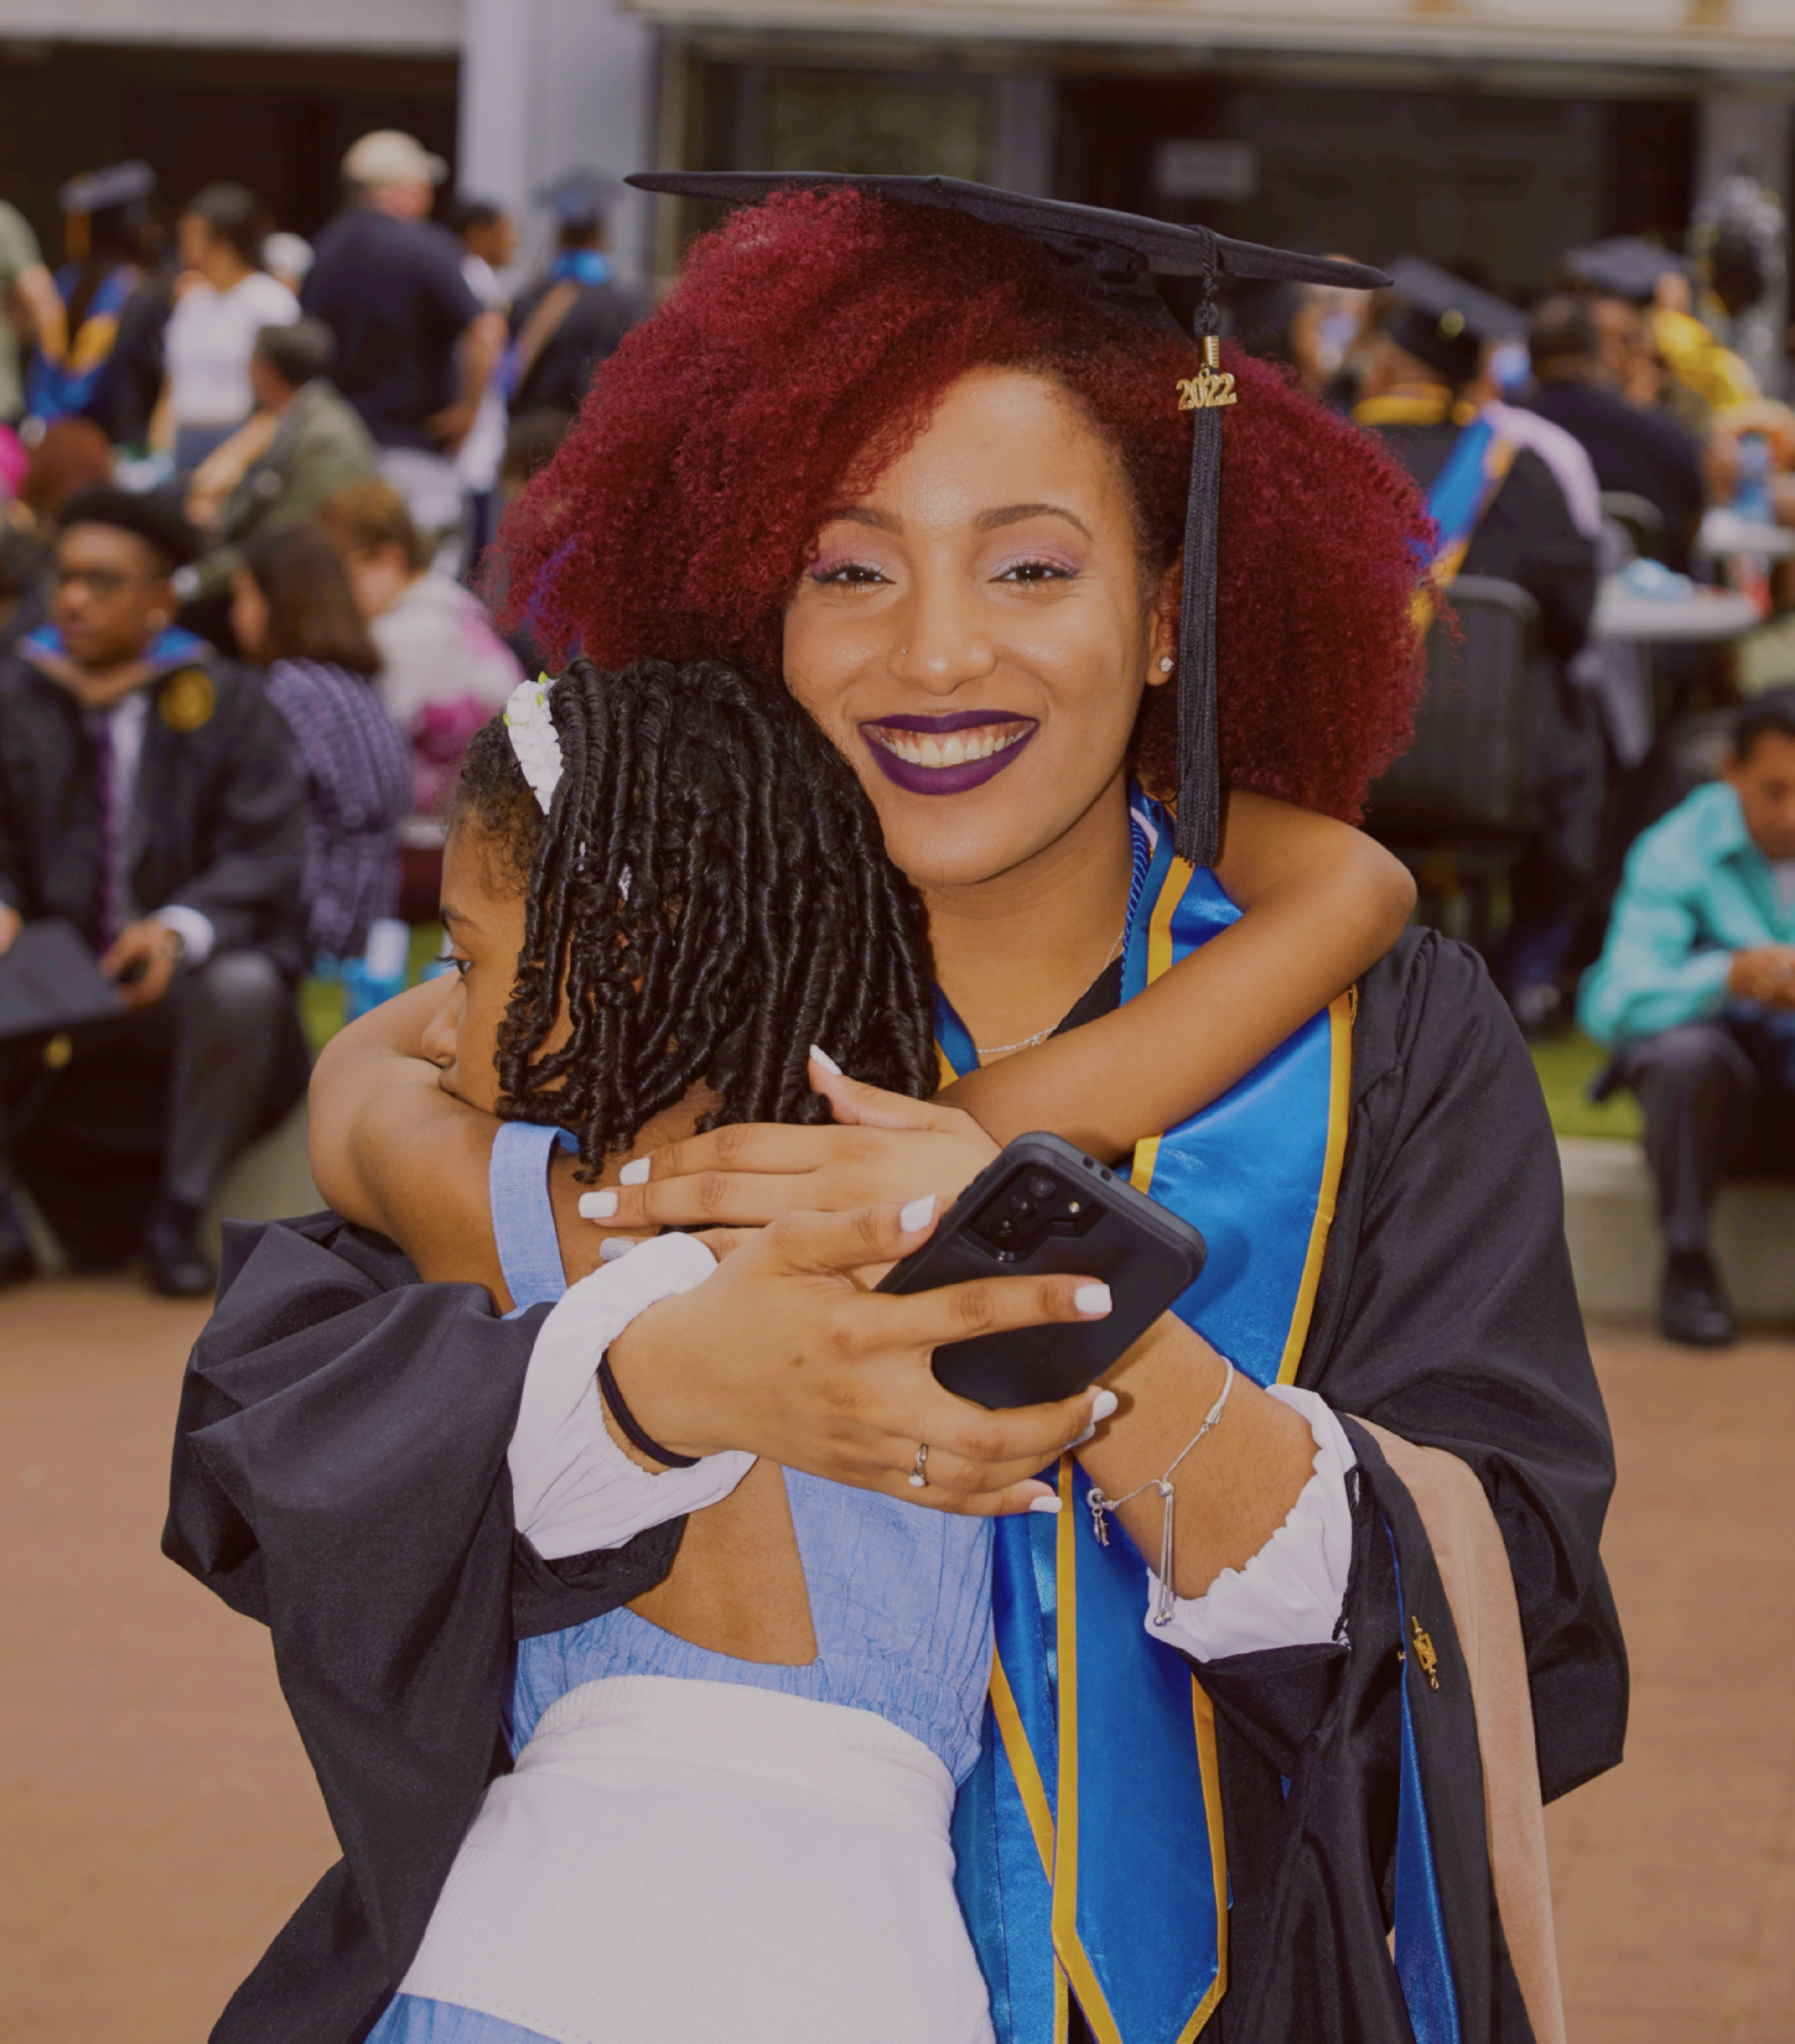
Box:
1350, 927, 1526, 1108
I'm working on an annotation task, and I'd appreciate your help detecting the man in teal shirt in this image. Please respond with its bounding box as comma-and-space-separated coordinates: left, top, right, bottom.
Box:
1579, 687, 1795, 1344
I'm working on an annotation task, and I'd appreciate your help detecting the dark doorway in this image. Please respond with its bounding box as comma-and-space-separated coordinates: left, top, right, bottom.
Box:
0, 40, 459, 258
1056, 74, 1697, 301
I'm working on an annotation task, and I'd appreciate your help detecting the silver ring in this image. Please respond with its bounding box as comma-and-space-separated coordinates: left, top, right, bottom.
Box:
908, 1442, 929, 1490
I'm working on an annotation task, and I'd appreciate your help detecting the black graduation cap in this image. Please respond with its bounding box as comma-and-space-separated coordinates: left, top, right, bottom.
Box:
0, 920, 124, 1045
628, 170, 1390, 867
1563, 236, 1690, 306
1386, 255, 1526, 386
540, 169, 620, 232
57, 160, 156, 218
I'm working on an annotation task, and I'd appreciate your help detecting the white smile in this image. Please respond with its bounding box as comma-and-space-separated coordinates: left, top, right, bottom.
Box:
864, 723, 1032, 768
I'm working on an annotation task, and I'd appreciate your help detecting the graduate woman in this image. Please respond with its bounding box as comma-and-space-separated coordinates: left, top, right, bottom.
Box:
168, 179, 1624, 2044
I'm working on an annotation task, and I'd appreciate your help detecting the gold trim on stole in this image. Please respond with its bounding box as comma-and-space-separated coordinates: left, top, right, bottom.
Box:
1275, 991, 1355, 1385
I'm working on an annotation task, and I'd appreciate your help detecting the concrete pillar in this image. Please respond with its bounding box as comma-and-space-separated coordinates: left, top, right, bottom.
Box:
992, 75, 1056, 197
459, 0, 659, 288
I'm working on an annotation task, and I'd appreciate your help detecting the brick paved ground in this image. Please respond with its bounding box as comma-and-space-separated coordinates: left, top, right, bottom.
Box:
1, 1277, 1790, 2041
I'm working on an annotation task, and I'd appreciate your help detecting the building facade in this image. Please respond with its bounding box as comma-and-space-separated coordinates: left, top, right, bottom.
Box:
1, 0, 1789, 350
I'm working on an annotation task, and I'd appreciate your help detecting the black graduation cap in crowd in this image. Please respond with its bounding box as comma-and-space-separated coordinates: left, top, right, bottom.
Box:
1386, 255, 1526, 386
57, 159, 156, 218
1563, 236, 1690, 305
0, 921, 124, 1045
629, 171, 1390, 866
540, 168, 621, 232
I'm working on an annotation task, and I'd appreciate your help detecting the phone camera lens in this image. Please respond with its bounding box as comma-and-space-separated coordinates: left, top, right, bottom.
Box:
1009, 1195, 1037, 1219
1027, 1173, 1058, 1202
990, 1217, 1019, 1243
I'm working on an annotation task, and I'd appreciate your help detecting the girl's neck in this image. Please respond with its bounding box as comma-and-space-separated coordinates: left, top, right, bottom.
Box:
923, 771, 1135, 1058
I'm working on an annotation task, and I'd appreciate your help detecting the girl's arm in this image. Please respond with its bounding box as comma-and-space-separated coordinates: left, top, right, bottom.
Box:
943, 794, 1414, 1161
308, 978, 514, 1302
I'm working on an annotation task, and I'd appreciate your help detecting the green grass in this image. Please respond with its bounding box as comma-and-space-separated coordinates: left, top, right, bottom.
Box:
299, 923, 446, 1058
1529, 1029, 1642, 1142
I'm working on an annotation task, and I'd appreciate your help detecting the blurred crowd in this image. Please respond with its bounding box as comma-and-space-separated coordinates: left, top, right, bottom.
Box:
0, 132, 638, 1295
0, 126, 1789, 1344
1232, 194, 1795, 1344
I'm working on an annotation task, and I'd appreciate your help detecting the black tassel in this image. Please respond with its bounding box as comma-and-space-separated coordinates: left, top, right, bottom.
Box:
1174, 242, 1226, 870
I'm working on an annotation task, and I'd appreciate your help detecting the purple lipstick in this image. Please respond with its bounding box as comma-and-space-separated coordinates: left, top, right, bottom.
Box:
860, 711, 1037, 797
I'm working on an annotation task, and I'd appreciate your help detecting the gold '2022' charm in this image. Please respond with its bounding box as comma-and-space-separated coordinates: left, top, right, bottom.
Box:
1176, 335, 1238, 412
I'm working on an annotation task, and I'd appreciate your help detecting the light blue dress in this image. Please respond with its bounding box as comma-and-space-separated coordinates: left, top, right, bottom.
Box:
372, 1121, 994, 2043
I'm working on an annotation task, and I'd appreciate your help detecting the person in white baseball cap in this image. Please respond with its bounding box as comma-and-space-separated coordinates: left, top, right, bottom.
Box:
304, 133, 504, 565
342, 130, 450, 210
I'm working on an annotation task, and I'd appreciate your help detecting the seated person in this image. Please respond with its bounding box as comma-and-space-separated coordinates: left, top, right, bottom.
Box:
1356, 262, 1602, 1028
1522, 294, 1707, 571
175, 316, 379, 604
1579, 686, 1795, 1346
317, 477, 523, 828
0, 488, 308, 1294
231, 523, 412, 960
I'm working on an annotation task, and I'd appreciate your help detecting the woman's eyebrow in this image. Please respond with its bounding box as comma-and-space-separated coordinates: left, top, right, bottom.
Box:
823, 505, 902, 533
975, 503, 1094, 540
440, 904, 480, 934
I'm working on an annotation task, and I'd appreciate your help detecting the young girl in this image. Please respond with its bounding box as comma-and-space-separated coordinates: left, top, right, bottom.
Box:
299, 654, 1412, 2043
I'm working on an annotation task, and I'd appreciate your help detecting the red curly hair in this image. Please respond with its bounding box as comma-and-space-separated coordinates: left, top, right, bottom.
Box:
498, 188, 1428, 823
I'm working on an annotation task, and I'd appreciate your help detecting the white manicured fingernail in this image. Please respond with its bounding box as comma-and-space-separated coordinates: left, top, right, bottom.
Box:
620, 1158, 651, 1185
1075, 1283, 1113, 1316
599, 1236, 638, 1262
809, 1044, 842, 1076
1091, 1387, 1120, 1422
899, 1194, 935, 1234
1027, 1496, 1064, 1514
1071, 1422, 1096, 1447
907, 1472, 927, 1489
580, 1190, 619, 1219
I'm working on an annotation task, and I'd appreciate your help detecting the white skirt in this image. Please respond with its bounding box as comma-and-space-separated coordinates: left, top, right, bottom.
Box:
398, 1674, 997, 2044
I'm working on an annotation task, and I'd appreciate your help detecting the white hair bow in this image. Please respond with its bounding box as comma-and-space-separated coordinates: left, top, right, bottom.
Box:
504, 676, 564, 815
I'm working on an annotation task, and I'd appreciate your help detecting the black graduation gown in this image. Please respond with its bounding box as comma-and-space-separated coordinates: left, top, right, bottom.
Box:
508, 273, 642, 416
163, 929, 1624, 2043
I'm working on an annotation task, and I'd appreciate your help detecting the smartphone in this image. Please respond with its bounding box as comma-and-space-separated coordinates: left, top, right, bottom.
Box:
877, 1132, 1207, 1409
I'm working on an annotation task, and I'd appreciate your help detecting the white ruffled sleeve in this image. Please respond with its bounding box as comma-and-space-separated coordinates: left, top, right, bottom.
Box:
509, 1234, 755, 1563
1145, 1384, 1356, 1660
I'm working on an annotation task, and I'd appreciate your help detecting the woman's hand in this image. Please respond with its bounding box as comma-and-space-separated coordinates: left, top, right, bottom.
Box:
604, 1195, 1115, 1516
581, 1053, 998, 1234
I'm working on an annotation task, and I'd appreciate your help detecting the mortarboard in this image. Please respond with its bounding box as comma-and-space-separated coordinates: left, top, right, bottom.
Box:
1563, 236, 1690, 306
628, 171, 1389, 867
540, 169, 620, 232
1385, 255, 1525, 386
57, 159, 155, 219
0, 921, 124, 1045
57, 486, 203, 570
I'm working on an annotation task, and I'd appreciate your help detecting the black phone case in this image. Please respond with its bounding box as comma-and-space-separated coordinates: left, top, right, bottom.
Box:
876, 1132, 1207, 1409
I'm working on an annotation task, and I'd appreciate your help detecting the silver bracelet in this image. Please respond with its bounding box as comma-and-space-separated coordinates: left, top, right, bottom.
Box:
1086, 1360, 1235, 1627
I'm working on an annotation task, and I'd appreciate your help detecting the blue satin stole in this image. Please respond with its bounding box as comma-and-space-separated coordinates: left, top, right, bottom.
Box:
941, 793, 1405, 2044
1415, 409, 1516, 632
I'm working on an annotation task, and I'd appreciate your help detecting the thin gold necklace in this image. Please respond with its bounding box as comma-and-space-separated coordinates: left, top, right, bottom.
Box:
972, 922, 1127, 1059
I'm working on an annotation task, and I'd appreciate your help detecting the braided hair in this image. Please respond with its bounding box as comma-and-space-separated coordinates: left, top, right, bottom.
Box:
450, 656, 938, 1171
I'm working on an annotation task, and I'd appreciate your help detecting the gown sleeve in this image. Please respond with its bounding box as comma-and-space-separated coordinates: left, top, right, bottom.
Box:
162, 1211, 684, 2044
1298, 928, 1625, 1803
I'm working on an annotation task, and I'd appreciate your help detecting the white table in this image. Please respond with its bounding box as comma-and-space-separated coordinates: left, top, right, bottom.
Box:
1594, 581, 1762, 643
1697, 508, 1795, 563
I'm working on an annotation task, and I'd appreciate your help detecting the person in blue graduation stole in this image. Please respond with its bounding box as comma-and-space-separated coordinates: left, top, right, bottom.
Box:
1354, 254, 1602, 1028
168, 177, 1624, 2044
